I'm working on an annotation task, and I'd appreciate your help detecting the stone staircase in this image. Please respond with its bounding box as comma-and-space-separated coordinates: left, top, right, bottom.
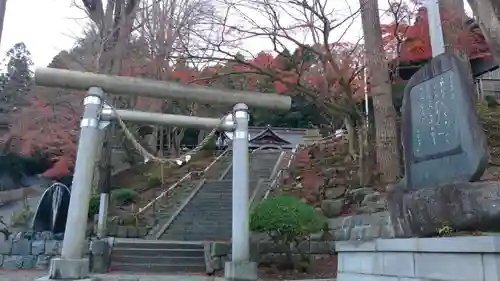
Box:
158, 179, 249, 241
108, 150, 283, 273
159, 150, 282, 241
109, 239, 206, 273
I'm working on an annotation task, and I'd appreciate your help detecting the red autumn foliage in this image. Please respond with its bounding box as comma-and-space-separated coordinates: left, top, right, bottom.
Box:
381, 7, 491, 62
6, 95, 81, 173
42, 156, 72, 179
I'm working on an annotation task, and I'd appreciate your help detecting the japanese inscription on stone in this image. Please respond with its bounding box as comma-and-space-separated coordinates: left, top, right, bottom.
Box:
401, 53, 488, 190
410, 70, 460, 160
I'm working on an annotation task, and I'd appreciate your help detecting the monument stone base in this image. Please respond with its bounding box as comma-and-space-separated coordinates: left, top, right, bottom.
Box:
35, 257, 96, 281
224, 260, 258, 281
336, 236, 500, 281
387, 181, 500, 237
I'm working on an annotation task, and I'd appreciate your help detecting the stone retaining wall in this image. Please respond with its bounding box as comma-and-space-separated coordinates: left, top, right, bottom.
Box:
327, 211, 402, 241
336, 236, 500, 281
207, 241, 336, 272
0, 187, 39, 206
0, 238, 110, 272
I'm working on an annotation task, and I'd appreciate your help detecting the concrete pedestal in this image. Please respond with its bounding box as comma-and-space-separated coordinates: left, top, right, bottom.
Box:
35, 257, 96, 281
337, 236, 500, 281
224, 261, 258, 281
36, 277, 98, 281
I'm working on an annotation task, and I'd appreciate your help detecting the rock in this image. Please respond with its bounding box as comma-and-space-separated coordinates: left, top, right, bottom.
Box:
400, 52, 488, 189
313, 205, 322, 212
138, 227, 148, 238
53, 233, 64, 240
11, 239, 31, 255
44, 240, 61, 255
387, 181, 500, 237
2, 255, 23, 269
324, 185, 347, 199
321, 199, 345, 218
31, 240, 45, 255
20, 231, 34, 240
35, 255, 51, 269
326, 217, 343, 231
90, 240, 109, 256
34, 231, 54, 241
211, 242, 230, 257
116, 226, 128, 237
127, 227, 139, 238
345, 187, 374, 206
107, 225, 117, 236
0, 239, 11, 254
21, 255, 37, 269
0, 231, 7, 241
358, 192, 387, 213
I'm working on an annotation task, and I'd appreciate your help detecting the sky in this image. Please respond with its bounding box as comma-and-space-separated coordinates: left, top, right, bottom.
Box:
1, 0, 86, 67
1, 0, 472, 68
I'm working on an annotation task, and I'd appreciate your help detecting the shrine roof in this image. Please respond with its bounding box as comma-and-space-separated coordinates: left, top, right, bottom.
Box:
222, 126, 307, 148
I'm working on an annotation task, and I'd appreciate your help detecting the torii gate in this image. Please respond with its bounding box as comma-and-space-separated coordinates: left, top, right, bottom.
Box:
33, 67, 291, 281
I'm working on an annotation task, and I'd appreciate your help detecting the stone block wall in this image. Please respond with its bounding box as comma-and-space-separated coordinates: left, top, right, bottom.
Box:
106, 225, 149, 238
0, 238, 110, 272
336, 236, 500, 281
0, 239, 62, 269
327, 211, 403, 241
256, 241, 336, 265
0, 186, 40, 206
206, 240, 336, 272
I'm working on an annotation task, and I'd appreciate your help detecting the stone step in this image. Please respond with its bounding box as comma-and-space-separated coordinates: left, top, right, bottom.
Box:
160, 232, 231, 241
112, 248, 205, 257
181, 205, 232, 211
168, 215, 232, 223
113, 239, 204, 250
169, 213, 233, 220
109, 262, 206, 273
111, 255, 205, 264
165, 219, 232, 226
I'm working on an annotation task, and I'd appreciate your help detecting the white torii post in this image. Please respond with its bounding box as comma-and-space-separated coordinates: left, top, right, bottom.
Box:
33, 68, 291, 281
0, 0, 7, 47
426, 0, 446, 57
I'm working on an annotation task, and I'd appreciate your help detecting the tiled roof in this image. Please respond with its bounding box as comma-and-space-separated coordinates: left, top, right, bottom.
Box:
222, 126, 307, 147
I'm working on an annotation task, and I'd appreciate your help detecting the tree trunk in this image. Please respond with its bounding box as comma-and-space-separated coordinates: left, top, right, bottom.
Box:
359, 0, 401, 184
159, 127, 164, 187
344, 117, 357, 158
197, 130, 208, 144
173, 128, 185, 156
467, 0, 500, 64
82, 0, 141, 196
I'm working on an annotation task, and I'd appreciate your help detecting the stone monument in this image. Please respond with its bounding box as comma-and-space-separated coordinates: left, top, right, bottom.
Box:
387, 53, 497, 237
32, 182, 71, 234
400, 53, 488, 189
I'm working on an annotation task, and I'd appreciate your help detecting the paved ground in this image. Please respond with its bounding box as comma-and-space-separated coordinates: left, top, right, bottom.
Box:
0, 269, 337, 281
0, 270, 226, 281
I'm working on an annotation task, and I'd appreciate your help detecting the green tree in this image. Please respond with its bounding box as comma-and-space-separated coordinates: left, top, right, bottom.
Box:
0, 42, 34, 114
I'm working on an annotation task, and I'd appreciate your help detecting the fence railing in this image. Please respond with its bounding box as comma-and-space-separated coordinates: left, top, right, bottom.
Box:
152, 151, 233, 238
248, 149, 289, 210
262, 144, 300, 200
134, 148, 231, 222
